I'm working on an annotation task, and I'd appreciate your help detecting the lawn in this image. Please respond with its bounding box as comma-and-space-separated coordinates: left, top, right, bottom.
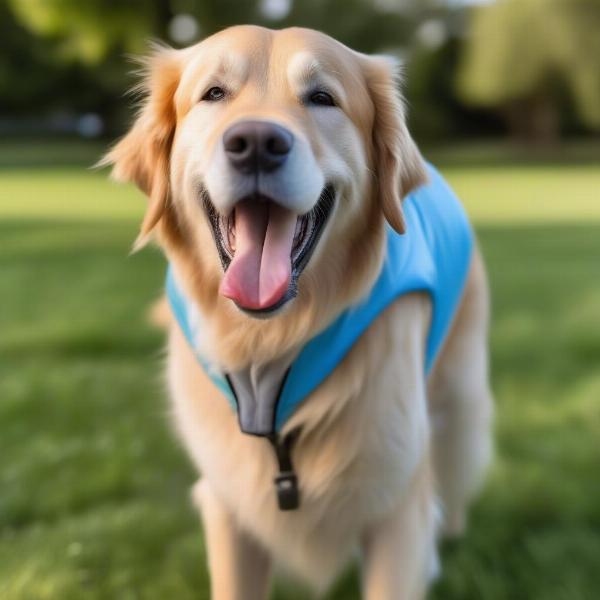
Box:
1, 139, 599, 599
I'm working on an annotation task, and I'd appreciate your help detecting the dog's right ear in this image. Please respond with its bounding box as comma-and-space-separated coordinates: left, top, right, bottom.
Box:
99, 45, 182, 250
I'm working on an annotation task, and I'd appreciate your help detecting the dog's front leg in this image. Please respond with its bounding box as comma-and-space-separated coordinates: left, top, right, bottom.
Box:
360, 459, 438, 600
192, 480, 272, 600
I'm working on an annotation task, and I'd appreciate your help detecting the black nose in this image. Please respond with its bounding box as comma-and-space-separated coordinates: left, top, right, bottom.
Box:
223, 120, 294, 174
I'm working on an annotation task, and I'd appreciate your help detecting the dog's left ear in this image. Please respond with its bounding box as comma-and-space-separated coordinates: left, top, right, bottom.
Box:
99, 45, 182, 250
362, 55, 427, 234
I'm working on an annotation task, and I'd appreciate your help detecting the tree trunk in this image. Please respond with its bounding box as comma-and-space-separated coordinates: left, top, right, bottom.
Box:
504, 94, 561, 145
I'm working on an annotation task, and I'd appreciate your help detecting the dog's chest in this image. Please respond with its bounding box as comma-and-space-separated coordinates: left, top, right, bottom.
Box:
169, 295, 430, 534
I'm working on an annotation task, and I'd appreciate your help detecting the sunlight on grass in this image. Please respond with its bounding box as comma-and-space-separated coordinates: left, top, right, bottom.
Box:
1, 141, 599, 225
445, 165, 600, 224
0, 170, 146, 222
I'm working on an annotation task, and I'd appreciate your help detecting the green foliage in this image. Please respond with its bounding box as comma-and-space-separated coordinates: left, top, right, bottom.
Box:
1, 140, 600, 598
2, 0, 415, 134
8, 0, 155, 63
0, 1, 85, 115
7, 0, 414, 63
405, 38, 504, 140
0, 0, 139, 122
3, 0, 600, 138
458, 0, 600, 129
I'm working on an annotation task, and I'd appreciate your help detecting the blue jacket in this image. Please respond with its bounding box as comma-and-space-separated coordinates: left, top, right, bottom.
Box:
167, 164, 473, 436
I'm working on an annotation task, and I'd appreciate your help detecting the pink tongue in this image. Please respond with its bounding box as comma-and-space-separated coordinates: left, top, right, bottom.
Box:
219, 200, 297, 310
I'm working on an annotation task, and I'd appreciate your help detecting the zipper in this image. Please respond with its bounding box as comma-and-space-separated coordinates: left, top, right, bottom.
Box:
225, 372, 301, 511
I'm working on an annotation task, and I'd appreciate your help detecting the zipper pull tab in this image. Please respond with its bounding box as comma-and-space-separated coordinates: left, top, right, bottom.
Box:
274, 471, 299, 511
269, 430, 300, 511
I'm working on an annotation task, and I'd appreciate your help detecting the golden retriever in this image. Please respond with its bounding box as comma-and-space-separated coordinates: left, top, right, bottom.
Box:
102, 25, 493, 600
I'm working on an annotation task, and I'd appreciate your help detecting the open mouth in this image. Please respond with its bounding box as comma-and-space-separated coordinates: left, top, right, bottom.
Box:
203, 186, 335, 315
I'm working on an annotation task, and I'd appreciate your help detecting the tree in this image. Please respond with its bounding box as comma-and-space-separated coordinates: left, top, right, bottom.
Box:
5, 0, 417, 133
8, 0, 164, 63
8, 0, 417, 62
456, 0, 600, 141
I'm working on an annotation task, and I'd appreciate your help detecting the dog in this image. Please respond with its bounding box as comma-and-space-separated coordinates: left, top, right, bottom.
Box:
102, 25, 493, 599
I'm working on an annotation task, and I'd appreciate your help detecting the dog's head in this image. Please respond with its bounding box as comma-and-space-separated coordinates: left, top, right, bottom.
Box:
103, 26, 426, 361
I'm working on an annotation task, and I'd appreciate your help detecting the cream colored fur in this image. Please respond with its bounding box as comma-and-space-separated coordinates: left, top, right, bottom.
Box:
103, 25, 494, 600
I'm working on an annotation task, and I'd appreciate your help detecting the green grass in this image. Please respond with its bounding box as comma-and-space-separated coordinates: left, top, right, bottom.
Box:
1, 139, 599, 599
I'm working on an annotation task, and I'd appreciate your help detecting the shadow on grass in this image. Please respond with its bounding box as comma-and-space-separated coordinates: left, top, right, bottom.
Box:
0, 138, 105, 170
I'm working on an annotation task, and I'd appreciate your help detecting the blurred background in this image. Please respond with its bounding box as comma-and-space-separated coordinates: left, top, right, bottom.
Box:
1, 0, 599, 598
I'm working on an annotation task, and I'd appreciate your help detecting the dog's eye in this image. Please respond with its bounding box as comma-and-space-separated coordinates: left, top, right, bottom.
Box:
202, 86, 227, 102
309, 91, 336, 107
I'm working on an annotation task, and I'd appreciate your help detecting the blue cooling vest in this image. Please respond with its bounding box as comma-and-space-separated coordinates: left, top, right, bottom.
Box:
167, 164, 474, 436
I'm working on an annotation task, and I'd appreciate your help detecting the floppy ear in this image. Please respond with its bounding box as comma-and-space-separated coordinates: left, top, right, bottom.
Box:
363, 56, 427, 234
99, 45, 182, 249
